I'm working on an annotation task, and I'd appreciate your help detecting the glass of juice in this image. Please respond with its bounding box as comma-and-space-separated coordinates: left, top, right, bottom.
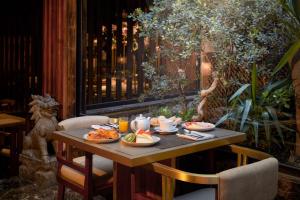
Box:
118, 117, 129, 133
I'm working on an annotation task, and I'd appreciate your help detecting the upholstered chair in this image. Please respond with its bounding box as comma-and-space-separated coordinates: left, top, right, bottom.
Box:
56, 116, 113, 200
148, 145, 278, 200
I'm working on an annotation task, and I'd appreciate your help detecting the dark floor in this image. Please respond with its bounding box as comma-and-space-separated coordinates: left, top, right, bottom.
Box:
1, 172, 300, 200
0, 177, 105, 200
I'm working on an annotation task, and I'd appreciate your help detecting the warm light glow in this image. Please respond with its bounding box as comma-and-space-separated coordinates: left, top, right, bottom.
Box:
201, 61, 212, 77
117, 56, 126, 65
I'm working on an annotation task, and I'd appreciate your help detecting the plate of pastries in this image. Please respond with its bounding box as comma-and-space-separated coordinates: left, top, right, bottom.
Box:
83, 128, 121, 143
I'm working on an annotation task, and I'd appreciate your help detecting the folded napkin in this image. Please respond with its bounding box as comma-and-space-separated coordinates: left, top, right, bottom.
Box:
176, 130, 215, 141
91, 125, 114, 130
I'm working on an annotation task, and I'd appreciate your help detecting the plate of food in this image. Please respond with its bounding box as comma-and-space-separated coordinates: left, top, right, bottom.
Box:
182, 122, 215, 131
83, 128, 121, 143
121, 129, 160, 147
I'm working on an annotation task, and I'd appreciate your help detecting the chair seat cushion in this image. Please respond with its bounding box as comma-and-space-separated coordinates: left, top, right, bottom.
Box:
60, 155, 113, 187
0, 148, 10, 157
174, 188, 215, 200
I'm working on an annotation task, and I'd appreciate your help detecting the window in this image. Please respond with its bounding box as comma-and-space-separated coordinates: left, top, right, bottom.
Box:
77, 0, 199, 115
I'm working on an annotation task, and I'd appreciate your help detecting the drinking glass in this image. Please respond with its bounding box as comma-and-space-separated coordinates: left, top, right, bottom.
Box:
118, 117, 129, 133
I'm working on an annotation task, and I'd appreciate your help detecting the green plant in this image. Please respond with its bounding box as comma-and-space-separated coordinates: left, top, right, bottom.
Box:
132, 0, 292, 112
205, 0, 293, 79
178, 108, 196, 122
273, 0, 300, 74
272, 0, 300, 154
216, 64, 293, 150
157, 106, 173, 118
131, 0, 206, 113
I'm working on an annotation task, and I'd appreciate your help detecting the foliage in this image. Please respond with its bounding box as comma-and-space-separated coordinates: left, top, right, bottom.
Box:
178, 108, 196, 122
216, 65, 294, 150
130, 0, 205, 112
273, 0, 300, 74
131, 0, 293, 108
155, 106, 173, 118
201, 0, 293, 77
151, 105, 196, 122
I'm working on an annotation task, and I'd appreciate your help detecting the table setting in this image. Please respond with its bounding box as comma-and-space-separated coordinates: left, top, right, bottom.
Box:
82, 113, 217, 148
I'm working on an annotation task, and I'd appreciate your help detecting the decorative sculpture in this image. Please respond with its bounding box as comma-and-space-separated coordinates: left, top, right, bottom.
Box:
22, 94, 59, 163
193, 73, 219, 121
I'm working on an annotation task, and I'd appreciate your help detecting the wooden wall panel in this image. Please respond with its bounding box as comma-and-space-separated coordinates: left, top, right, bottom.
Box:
42, 0, 77, 119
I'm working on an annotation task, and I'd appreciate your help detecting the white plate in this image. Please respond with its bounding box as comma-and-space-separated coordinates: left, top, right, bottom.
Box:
182, 122, 215, 131
154, 127, 178, 134
121, 135, 160, 147
83, 133, 121, 144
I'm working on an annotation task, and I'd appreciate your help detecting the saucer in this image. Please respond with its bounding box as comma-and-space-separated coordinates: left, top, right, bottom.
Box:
154, 127, 178, 134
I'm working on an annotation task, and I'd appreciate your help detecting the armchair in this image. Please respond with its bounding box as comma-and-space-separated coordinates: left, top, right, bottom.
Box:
148, 145, 278, 200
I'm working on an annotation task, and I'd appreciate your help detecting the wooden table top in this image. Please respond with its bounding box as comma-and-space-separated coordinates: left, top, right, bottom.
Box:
53, 128, 245, 167
0, 113, 26, 128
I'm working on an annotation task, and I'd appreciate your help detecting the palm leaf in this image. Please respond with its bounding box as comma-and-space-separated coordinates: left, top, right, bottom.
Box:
291, 0, 300, 22
229, 84, 250, 102
251, 63, 257, 106
266, 106, 285, 144
252, 121, 259, 147
262, 111, 271, 150
272, 38, 300, 75
240, 99, 252, 131
215, 113, 231, 126
262, 79, 291, 104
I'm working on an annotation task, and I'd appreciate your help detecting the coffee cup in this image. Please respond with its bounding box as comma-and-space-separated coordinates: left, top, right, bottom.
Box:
159, 119, 176, 131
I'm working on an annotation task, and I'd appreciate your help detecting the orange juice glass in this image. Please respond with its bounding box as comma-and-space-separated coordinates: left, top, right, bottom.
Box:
118, 117, 129, 133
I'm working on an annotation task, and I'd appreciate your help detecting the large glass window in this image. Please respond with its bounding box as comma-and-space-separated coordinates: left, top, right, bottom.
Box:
77, 0, 199, 114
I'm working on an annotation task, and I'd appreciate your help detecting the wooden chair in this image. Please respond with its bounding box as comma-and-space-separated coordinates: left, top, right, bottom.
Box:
147, 145, 278, 200
0, 131, 20, 177
56, 116, 113, 200
0, 99, 16, 113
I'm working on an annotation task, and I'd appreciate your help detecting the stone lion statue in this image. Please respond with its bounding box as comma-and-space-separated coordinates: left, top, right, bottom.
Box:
23, 94, 59, 163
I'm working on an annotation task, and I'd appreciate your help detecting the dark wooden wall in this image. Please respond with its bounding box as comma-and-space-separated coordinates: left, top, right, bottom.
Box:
43, 0, 77, 119
0, 0, 43, 114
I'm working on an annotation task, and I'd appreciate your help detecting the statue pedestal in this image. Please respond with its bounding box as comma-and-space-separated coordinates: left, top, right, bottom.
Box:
19, 154, 57, 187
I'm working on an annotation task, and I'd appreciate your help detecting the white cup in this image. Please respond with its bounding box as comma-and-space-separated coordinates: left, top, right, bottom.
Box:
159, 119, 176, 131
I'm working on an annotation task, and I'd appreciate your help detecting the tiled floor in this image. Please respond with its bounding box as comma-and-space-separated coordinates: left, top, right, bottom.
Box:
0, 177, 105, 200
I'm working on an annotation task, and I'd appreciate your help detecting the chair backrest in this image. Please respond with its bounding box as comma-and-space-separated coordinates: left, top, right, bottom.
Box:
58, 116, 110, 131
218, 157, 278, 200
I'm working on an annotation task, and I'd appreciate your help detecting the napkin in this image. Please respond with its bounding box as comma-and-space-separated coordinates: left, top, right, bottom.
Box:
91, 125, 113, 130
176, 130, 215, 141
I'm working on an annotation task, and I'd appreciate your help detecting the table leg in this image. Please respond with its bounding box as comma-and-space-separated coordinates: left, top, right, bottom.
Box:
113, 162, 136, 200
113, 159, 175, 200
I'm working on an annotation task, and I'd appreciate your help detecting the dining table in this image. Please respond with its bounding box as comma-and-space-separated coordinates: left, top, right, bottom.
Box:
0, 113, 26, 176
53, 127, 245, 200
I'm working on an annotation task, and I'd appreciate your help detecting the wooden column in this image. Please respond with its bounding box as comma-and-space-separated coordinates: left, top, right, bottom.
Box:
42, 0, 76, 119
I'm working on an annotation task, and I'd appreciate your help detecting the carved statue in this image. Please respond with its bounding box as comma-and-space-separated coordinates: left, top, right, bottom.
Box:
22, 94, 59, 163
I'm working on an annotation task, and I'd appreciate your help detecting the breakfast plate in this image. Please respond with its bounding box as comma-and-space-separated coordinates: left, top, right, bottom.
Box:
154, 127, 178, 134
83, 133, 121, 144
121, 135, 160, 147
182, 122, 215, 131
